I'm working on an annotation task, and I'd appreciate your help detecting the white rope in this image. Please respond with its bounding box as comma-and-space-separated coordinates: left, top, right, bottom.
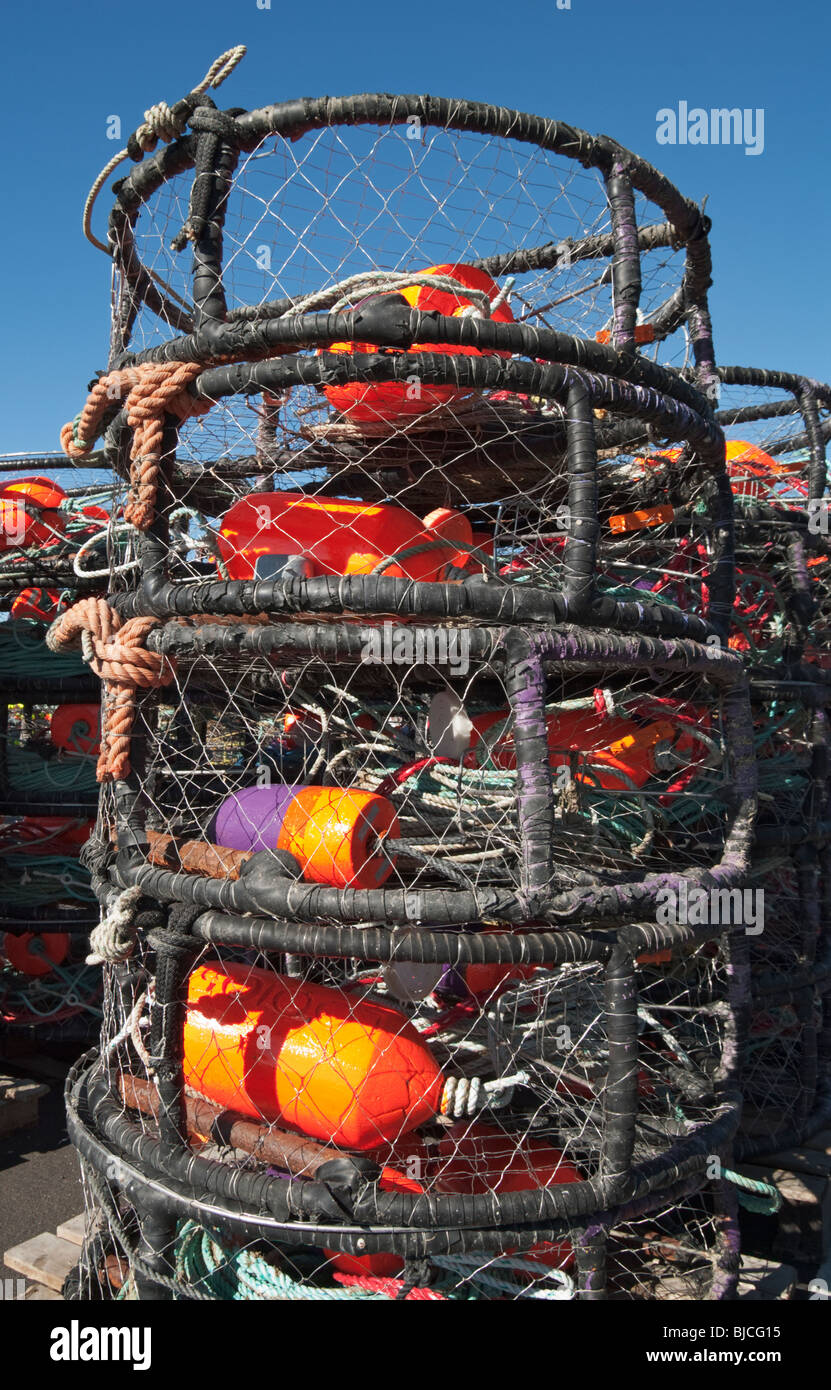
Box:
83, 45, 247, 254
433, 1253, 575, 1300
73, 523, 141, 578
101, 984, 150, 1065
86, 884, 143, 965
439, 1070, 531, 1118
286, 270, 496, 319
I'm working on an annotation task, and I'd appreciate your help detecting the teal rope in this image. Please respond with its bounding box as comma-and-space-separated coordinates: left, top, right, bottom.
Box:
0, 960, 101, 1019
723, 1168, 783, 1215
6, 746, 97, 794
0, 620, 87, 676
1, 854, 94, 905
174, 1223, 388, 1301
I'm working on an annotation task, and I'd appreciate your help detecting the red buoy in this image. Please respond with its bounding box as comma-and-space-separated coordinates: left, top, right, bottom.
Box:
323, 263, 514, 425
0, 932, 69, 977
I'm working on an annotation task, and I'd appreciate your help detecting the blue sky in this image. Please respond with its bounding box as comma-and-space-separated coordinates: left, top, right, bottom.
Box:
1, 0, 828, 455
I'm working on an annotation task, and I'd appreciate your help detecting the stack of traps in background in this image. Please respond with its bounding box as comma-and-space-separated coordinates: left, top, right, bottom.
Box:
0, 466, 116, 1041
58, 84, 831, 1301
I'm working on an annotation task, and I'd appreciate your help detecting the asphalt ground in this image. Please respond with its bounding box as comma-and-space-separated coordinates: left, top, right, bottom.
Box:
0, 1054, 84, 1289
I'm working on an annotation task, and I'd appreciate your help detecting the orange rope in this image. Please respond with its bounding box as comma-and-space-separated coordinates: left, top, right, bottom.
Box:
47, 598, 175, 782
60, 362, 210, 530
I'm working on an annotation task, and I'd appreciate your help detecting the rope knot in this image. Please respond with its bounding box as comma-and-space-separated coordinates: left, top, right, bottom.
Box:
86, 885, 144, 965
47, 599, 175, 781
60, 361, 208, 529
136, 101, 186, 152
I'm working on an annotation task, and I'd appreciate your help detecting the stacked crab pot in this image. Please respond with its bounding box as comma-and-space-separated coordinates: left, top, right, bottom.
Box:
0, 467, 114, 1039
58, 88, 827, 1302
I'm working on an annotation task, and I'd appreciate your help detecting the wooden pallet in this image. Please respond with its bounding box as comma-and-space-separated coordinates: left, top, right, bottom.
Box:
0, 1073, 49, 1138
4, 1212, 85, 1301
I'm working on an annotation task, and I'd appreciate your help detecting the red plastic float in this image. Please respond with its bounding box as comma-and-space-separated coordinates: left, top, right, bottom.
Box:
218, 493, 473, 583
323, 262, 514, 424
0, 931, 69, 977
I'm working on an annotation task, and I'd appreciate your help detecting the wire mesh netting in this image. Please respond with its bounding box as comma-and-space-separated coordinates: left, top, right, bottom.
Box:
15, 55, 824, 1301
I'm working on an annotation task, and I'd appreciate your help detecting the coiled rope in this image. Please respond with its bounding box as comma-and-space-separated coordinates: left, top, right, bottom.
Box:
174, 1223, 388, 1301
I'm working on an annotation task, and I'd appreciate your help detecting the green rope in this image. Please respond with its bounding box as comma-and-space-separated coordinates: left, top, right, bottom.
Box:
6, 745, 97, 794
0, 620, 87, 676
173, 1222, 388, 1301
723, 1167, 783, 1215
1, 854, 94, 905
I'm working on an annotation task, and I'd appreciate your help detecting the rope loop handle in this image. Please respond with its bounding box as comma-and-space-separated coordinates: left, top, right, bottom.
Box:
83, 45, 246, 253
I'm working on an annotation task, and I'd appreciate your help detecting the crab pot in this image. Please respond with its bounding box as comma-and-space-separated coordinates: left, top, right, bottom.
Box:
0, 624, 102, 1039
55, 64, 831, 1301
101, 622, 756, 926
65, 918, 744, 1301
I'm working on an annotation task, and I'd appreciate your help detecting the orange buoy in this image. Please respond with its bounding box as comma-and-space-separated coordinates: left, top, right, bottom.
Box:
323, 263, 514, 425
0, 476, 66, 510
10, 587, 64, 623
724, 439, 802, 499
212, 783, 400, 889
0, 477, 66, 551
464, 708, 679, 791
634, 441, 801, 502
50, 704, 101, 756
183, 961, 444, 1150
0, 932, 69, 977
218, 493, 473, 583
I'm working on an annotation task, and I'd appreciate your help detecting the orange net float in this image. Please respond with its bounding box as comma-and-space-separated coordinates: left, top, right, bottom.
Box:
0, 477, 66, 551
322, 263, 515, 425
0, 931, 70, 977
211, 783, 400, 890
183, 961, 444, 1151
50, 703, 101, 756
217, 492, 473, 584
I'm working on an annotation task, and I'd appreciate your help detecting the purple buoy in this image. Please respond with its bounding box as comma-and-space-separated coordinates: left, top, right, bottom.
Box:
211, 785, 304, 854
